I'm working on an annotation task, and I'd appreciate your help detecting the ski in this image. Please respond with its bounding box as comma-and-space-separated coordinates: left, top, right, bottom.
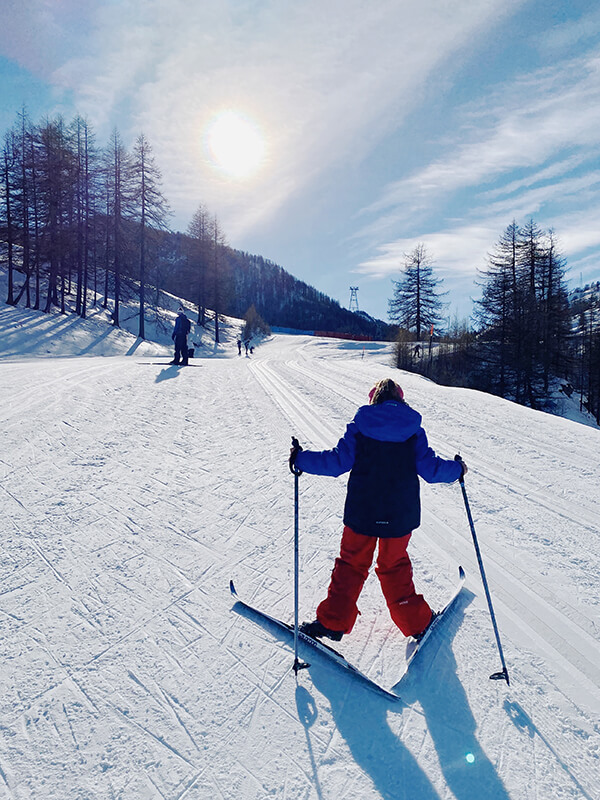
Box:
230, 580, 401, 701
393, 565, 466, 688
137, 362, 202, 367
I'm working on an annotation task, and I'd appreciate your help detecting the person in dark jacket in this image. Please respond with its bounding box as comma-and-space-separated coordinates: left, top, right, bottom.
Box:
289, 378, 466, 643
170, 307, 191, 366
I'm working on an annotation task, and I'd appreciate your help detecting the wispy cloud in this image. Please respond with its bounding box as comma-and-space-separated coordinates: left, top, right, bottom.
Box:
534, 7, 600, 53
356, 198, 600, 280
3, 0, 526, 237
355, 223, 498, 281
361, 51, 600, 225
355, 45, 600, 300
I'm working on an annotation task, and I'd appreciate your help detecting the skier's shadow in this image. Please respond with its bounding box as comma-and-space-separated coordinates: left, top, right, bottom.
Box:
155, 365, 181, 383
395, 593, 511, 800
307, 590, 511, 800
306, 662, 441, 800
232, 600, 439, 798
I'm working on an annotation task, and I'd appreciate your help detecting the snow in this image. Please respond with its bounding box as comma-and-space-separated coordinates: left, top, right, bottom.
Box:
0, 293, 599, 800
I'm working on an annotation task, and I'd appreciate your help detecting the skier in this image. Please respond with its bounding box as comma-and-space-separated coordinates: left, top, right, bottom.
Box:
289, 378, 467, 643
237, 339, 242, 356
170, 307, 191, 366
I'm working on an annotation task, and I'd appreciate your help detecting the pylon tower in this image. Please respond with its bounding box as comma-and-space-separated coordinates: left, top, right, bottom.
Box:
349, 286, 359, 313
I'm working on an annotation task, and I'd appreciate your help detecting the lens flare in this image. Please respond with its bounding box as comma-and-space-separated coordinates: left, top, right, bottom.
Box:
206, 111, 265, 178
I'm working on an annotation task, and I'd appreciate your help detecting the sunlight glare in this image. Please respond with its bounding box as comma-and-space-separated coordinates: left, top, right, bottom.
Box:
206, 111, 266, 178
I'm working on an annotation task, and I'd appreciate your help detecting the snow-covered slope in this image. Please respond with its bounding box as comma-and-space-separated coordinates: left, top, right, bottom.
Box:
0, 302, 599, 800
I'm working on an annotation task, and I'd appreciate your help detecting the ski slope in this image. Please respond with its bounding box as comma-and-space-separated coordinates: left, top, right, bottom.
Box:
0, 303, 599, 800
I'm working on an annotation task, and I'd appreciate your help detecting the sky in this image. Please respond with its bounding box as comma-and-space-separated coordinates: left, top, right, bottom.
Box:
1, 0, 600, 323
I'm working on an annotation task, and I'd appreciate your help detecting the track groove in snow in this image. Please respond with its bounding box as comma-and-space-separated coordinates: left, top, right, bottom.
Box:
249, 346, 600, 714
1, 319, 599, 799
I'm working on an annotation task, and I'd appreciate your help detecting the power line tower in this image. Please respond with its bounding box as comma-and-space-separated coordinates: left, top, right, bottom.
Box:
349, 286, 359, 313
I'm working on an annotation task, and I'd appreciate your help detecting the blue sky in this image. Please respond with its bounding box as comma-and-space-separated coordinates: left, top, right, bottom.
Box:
2, 0, 600, 323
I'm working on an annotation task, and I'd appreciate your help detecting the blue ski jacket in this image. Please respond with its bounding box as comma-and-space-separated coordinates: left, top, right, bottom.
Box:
295, 400, 462, 538
173, 312, 191, 340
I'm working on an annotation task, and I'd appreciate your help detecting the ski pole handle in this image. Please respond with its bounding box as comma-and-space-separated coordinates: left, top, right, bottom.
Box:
454, 453, 467, 481
290, 436, 303, 475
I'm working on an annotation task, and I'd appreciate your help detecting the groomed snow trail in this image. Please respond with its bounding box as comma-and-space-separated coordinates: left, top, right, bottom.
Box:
0, 334, 598, 800
250, 349, 600, 709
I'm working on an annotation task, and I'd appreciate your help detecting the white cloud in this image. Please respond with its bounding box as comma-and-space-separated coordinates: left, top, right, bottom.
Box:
481, 170, 600, 222
535, 7, 600, 53
551, 207, 600, 256
356, 223, 497, 281
355, 200, 600, 306
0, 1, 92, 75
479, 154, 591, 201
353, 42, 600, 311
361, 50, 600, 225
14, 0, 525, 236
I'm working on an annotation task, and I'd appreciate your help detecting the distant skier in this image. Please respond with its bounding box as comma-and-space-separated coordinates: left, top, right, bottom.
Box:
289, 378, 467, 643
170, 307, 191, 366
244, 340, 250, 356
237, 339, 242, 356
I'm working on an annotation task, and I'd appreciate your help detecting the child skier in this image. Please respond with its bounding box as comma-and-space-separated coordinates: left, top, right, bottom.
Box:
289, 378, 466, 643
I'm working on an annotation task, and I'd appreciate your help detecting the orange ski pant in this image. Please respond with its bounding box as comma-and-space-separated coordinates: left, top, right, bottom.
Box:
316, 526, 432, 637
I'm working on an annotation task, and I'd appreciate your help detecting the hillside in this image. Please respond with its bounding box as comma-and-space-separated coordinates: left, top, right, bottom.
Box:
152, 233, 392, 339
0, 267, 244, 362
0, 298, 599, 799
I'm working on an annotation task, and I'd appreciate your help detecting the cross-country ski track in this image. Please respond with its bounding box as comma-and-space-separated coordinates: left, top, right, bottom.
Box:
0, 329, 599, 800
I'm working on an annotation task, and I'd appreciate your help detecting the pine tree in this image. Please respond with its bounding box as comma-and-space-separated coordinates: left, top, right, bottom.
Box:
475, 222, 522, 398
131, 133, 170, 339
241, 304, 270, 340
186, 204, 213, 327
70, 116, 98, 319
388, 244, 446, 340
475, 220, 572, 408
103, 128, 134, 327
37, 116, 74, 314
539, 229, 570, 392
210, 215, 229, 344
2, 131, 17, 306
13, 108, 32, 307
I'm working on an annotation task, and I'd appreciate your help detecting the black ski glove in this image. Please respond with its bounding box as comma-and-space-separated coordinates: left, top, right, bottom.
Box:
454, 454, 468, 479
289, 436, 303, 475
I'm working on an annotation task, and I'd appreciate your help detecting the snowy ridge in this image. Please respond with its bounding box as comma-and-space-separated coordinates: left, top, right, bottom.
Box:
0, 304, 599, 799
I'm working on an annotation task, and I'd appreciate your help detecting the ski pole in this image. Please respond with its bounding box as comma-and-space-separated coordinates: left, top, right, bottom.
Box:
455, 456, 510, 685
291, 437, 310, 675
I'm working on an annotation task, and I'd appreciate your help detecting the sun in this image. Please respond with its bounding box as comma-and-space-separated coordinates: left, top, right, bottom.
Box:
206, 111, 266, 178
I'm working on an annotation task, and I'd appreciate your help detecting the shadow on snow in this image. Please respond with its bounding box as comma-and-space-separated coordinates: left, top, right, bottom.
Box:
234, 591, 511, 800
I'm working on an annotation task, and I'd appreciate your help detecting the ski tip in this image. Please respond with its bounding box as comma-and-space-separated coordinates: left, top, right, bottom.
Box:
458, 565, 465, 580
229, 579, 237, 596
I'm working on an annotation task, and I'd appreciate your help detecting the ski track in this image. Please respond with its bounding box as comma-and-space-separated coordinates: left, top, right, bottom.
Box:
254, 351, 600, 708
249, 342, 600, 798
0, 338, 599, 799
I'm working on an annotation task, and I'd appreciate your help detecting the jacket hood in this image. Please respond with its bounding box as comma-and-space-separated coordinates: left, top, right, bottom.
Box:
353, 401, 422, 442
